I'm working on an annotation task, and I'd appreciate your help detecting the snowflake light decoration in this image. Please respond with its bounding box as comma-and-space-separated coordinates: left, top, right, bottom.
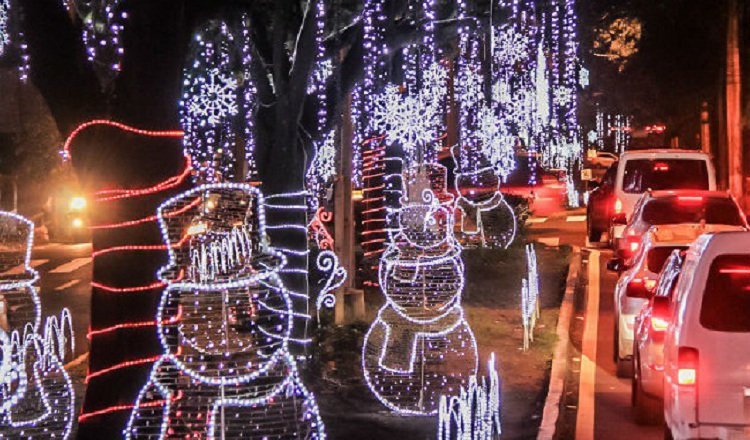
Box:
554, 86, 575, 108
306, 129, 336, 201
180, 20, 256, 184
370, 62, 448, 167
476, 106, 515, 181
186, 68, 239, 126
0, 0, 9, 57
493, 25, 530, 68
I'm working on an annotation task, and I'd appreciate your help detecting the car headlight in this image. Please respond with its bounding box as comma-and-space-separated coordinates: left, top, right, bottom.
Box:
70, 196, 87, 211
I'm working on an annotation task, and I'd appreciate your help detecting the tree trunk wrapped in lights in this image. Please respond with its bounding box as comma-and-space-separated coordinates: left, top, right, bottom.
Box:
125, 184, 325, 439
363, 188, 477, 415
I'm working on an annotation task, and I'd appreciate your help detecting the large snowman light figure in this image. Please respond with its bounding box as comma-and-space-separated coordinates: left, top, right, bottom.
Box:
363, 188, 478, 415
0, 212, 75, 439
125, 183, 325, 439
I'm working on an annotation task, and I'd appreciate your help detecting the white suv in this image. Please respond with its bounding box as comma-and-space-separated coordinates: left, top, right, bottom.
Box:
608, 224, 744, 377
663, 231, 750, 440
609, 150, 717, 244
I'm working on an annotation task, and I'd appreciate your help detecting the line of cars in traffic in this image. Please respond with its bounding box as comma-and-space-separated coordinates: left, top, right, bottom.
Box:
586, 149, 750, 440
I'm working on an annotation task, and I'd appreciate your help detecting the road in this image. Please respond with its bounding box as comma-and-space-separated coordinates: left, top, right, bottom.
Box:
27, 242, 92, 360
528, 212, 662, 440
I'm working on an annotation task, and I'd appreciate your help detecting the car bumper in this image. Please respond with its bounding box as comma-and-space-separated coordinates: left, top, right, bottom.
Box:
619, 313, 636, 359
668, 423, 750, 440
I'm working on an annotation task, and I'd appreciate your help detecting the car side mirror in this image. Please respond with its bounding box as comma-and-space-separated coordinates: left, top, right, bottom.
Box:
607, 258, 625, 273
612, 212, 627, 225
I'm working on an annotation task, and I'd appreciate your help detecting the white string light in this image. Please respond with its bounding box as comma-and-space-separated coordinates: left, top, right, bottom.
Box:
0, 0, 8, 57
521, 244, 539, 352
438, 353, 502, 440
78, 0, 126, 89
0, 211, 75, 439
125, 183, 326, 439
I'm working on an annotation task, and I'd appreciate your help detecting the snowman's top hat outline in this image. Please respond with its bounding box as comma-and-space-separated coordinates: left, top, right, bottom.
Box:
0, 211, 39, 289
155, 183, 285, 288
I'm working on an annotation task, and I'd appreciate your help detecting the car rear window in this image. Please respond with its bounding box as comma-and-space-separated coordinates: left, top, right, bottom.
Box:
622, 159, 709, 194
647, 246, 688, 273
641, 197, 744, 226
700, 254, 750, 333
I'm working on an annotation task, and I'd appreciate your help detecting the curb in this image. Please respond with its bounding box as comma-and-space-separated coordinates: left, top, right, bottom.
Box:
64, 352, 88, 371
537, 246, 581, 440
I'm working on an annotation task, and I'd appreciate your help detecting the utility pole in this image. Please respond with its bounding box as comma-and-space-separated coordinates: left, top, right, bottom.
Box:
700, 102, 711, 154
334, 92, 364, 324
726, 0, 744, 206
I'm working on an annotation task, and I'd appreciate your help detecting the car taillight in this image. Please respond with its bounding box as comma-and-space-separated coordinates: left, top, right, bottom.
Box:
614, 198, 623, 214
677, 347, 699, 386
629, 240, 639, 253
644, 278, 657, 291
650, 316, 669, 332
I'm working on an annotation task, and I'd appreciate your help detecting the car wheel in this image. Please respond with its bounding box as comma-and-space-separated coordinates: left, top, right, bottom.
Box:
663, 424, 674, 440
633, 358, 663, 425
614, 323, 632, 378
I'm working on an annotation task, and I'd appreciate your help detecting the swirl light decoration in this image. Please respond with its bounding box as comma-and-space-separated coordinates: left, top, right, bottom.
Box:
438, 353, 502, 440
125, 183, 325, 439
0, 212, 75, 439
363, 189, 478, 415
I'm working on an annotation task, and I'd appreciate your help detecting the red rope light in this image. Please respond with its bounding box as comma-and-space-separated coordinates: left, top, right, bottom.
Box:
90, 196, 201, 230
78, 394, 180, 423
85, 356, 161, 383
91, 280, 166, 293
63, 119, 183, 161
95, 155, 192, 202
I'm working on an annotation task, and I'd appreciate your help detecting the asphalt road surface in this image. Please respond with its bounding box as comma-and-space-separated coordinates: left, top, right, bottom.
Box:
528, 211, 662, 439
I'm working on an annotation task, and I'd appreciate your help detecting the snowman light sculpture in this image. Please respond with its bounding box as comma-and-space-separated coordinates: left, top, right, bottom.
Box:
363, 189, 478, 415
0, 212, 75, 439
125, 183, 325, 439
451, 145, 517, 249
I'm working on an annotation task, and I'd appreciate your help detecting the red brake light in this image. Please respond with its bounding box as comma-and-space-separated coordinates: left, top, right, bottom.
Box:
614, 198, 623, 214
677, 196, 703, 204
654, 163, 670, 172
650, 316, 669, 332
630, 240, 640, 253
644, 279, 657, 291
677, 347, 699, 386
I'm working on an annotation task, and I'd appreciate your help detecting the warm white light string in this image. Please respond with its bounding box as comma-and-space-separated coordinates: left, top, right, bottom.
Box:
126, 183, 326, 439
438, 353, 502, 440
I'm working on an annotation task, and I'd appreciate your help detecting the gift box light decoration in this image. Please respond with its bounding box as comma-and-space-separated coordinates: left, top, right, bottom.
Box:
0, 211, 75, 439
451, 146, 517, 250
363, 189, 478, 415
125, 183, 325, 439
438, 353, 502, 440
521, 244, 540, 352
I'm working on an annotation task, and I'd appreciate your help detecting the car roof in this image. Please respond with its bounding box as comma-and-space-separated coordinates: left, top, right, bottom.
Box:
693, 230, 750, 257
620, 149, 710, 159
